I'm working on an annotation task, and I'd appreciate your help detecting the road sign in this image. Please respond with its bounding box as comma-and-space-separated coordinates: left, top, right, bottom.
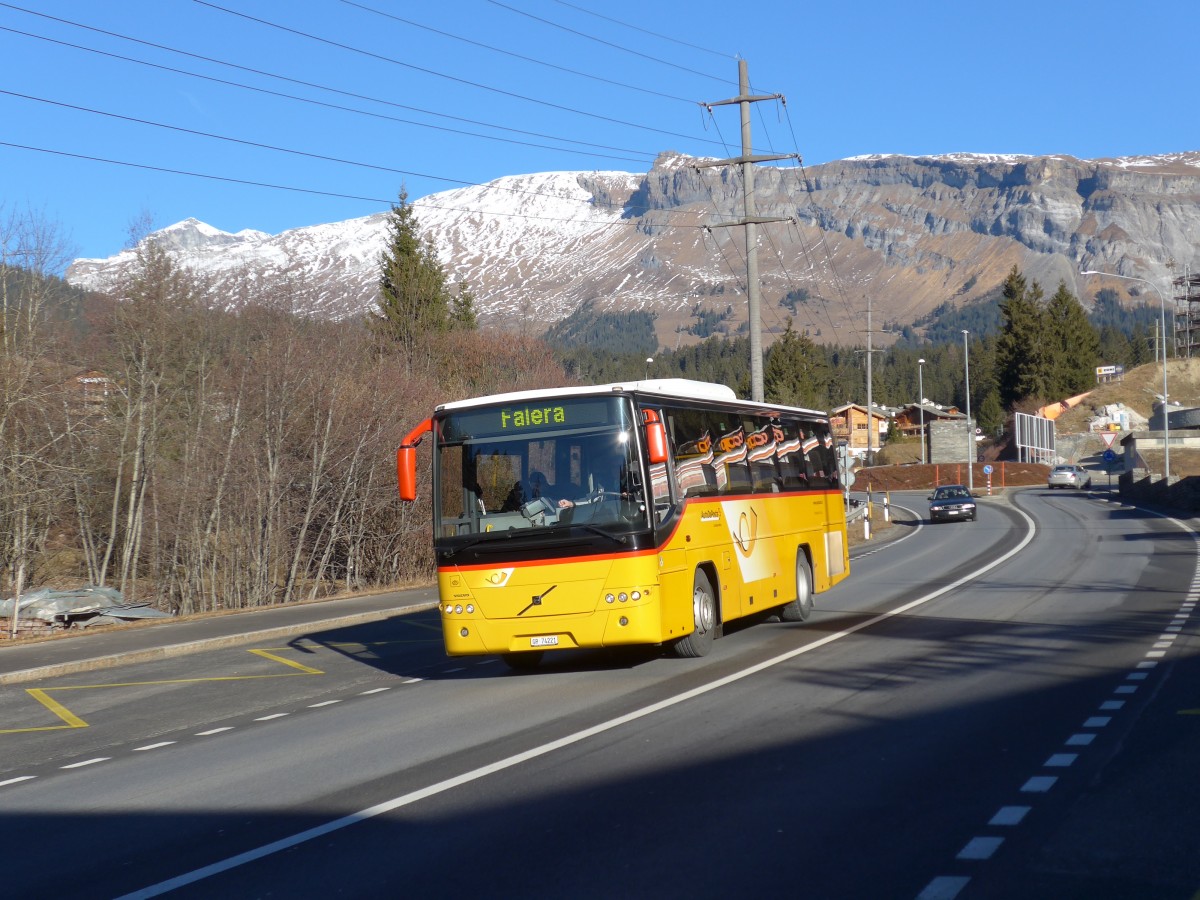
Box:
1103, 449, 1117, 463
982, 464, 993, 475
1101, 432, 1117, 449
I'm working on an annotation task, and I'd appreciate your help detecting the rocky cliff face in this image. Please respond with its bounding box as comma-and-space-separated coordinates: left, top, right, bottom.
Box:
67, 151, 1200, 346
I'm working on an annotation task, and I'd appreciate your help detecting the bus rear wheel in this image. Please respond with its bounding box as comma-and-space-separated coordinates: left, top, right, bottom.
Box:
673, 569, 716, 658
502, 651, 544, 671
780, 552, 813, 622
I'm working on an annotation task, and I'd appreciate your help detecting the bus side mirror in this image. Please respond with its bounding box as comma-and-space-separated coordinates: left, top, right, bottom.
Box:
397, 418, 432, 503
643, 409, 668, 465
397, 447, 418, 502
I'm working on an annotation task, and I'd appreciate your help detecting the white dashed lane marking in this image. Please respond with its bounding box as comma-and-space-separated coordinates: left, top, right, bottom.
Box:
1044, 753, 1078, 767
61, 758, 109, 769
916, 875, 970, 899
988, 806, 1030, 826
916, 501, 1200, 898
1021, 776, 1057, 793
2, 678, 411, 792
957, 836, 1004, 860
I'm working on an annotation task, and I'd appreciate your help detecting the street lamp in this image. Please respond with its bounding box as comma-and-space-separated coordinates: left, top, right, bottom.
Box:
918, 358, 926, 465
962, 331, 973, 490
1080, 269, 1169, 480
644, 357, 654, 379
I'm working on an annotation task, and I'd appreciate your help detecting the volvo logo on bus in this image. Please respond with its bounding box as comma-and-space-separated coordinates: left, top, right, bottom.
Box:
518, 584, 557, 616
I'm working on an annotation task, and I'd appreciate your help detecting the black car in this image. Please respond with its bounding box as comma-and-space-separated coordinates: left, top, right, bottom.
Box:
928, 484, 976, 522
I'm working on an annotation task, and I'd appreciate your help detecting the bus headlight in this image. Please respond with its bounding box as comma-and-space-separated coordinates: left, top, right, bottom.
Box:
618, 592, 628, 602
605, 593, 615, 604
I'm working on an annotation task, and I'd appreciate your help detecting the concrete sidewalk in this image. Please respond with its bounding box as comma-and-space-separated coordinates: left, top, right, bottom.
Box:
0, 586, 439, 685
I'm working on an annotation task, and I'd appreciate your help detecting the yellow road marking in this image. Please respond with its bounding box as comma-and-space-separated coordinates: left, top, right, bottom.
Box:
19, 689, 88, 731
247, 648, 323, 675
1, 648, 325, 735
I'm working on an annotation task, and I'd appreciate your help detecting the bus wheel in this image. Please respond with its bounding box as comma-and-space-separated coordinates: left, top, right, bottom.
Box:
780, 552, 813, 622
502, 651, 544, 671
674, 570, 716, 658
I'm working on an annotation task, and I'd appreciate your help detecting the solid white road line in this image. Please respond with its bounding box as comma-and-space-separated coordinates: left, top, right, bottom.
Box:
121, 506, 1040, 899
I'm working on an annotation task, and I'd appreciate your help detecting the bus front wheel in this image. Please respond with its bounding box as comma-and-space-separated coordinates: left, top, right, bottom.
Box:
780, 552, 813, 622
674, 570, 716, 658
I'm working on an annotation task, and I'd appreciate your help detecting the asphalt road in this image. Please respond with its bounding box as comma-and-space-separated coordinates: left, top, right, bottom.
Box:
1, 488, 1197, 899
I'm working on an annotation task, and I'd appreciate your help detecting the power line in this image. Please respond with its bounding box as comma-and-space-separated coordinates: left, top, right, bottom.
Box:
485, 0, 736, 85
549, 0, 733, 61
0, 29, 655, 168
0, 140, 718, 231
191, 0, 719, 148
0, 88, 711, 220
0, 140, 399, 205
0, 11, 661, 161
340, 0, 700, 106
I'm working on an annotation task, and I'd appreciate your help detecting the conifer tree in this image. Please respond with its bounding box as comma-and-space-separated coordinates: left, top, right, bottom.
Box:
978, 389, 1005, 436
368, 189, 475, 363
1044, 280, 1099, 398
1127, 323, 1153, 367
995, 267, 1050, 407
764, 321, 829, 408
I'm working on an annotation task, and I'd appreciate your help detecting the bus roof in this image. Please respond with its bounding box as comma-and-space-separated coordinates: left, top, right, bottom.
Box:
435, 379, 829, 420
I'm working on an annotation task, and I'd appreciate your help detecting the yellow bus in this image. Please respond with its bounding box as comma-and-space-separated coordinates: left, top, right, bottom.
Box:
397, 379, 848, 668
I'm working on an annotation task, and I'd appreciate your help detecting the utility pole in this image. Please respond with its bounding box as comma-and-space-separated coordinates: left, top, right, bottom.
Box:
697, 59, 796, 402
857, 295, 883, 463
963, 329, 974, 491
866, 298, 875, 463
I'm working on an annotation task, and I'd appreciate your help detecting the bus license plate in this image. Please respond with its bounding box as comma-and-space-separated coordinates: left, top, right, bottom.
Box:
530, 635, 559, 647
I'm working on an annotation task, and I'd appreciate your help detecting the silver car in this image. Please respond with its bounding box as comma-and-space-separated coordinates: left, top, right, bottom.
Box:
1048, 464, 1092, 489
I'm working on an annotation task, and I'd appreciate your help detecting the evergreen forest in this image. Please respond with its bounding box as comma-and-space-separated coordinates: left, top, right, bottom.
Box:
561, 266, 1162, 437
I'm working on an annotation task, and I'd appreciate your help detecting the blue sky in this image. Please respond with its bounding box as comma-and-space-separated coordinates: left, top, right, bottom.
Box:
1, 0, 1195, 267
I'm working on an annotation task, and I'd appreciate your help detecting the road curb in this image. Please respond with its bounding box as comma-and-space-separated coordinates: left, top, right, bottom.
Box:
0, 601, 438, 686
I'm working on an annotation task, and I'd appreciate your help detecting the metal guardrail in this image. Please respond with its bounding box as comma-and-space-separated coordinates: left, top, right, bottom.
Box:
845, 497, 868, 523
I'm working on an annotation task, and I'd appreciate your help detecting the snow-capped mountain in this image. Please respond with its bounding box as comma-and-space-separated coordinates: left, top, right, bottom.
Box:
67, 150, 1200, 344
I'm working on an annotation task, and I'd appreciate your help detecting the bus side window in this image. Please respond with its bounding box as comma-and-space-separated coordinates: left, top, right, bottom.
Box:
747, 415, 780, 492
807, 423, 837, 488
775, 421, 808, 490
715, 420, 750, 495
669, 409, 719, 498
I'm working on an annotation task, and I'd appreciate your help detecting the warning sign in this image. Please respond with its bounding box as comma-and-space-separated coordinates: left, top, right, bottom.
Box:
1101, 432, 1117, 449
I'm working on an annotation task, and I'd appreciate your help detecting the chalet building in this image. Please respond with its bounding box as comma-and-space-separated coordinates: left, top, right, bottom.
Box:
893, 402, 964, 439
890, 402, 966, 461
830, 403, 892, 454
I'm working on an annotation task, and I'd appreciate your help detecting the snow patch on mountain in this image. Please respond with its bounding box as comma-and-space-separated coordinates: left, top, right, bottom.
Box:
65, 151, 1200, 338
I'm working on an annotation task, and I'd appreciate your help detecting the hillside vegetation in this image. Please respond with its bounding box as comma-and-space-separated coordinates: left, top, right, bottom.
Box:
1054, 357, 1200, 434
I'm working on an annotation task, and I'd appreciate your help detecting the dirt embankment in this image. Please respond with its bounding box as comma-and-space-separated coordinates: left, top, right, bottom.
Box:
855, 462, 1049, 492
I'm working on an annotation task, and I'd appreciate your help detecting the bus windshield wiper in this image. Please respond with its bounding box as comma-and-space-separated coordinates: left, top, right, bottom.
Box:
547, 522, 628, 545
442, 521, 629, 559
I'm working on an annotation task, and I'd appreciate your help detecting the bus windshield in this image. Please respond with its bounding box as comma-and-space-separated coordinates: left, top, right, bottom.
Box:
434, 395, 649, 540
